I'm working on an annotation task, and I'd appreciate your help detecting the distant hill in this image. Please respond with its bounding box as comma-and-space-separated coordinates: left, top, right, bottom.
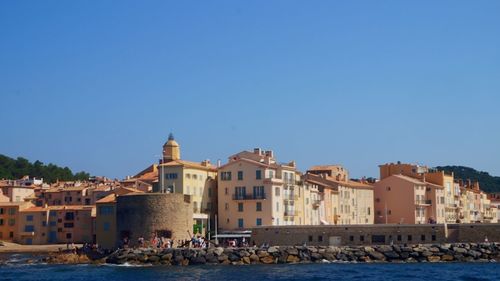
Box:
436, 166, 500, 193
0, 154, 90, 183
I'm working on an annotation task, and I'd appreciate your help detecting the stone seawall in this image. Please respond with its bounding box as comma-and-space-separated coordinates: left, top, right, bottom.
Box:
102, 243, 500, 265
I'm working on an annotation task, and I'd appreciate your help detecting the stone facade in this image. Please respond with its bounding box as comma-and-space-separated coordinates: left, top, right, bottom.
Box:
251, 224, 500, 246
116, 193, 193, 247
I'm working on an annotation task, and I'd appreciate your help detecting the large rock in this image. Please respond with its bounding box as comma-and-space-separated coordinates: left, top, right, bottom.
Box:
384, 251, 400, 259
267, 246, 279, 254
369, 251, 386, 261
287, 255, 301, 263
213, 247, 224, 256
260, 256, 275, 264
250, 254, 260, 263
191, 256, 206, 265
242, 256, 251, 264
441, 255, 454, 261
427, 256, 440, 263
377, 245, 393, 253
148, 255, 160, 263
286, 248, 299, 256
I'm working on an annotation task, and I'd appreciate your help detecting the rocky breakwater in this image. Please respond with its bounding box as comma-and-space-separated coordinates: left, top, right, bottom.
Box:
103, 243, 500, 266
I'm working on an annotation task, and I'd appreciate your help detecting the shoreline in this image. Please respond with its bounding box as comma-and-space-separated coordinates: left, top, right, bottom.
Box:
1, 242, 499, 266
0, 242, 82, 254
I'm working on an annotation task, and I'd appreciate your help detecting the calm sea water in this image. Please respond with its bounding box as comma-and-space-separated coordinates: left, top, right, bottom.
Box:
1, 254, 499, 281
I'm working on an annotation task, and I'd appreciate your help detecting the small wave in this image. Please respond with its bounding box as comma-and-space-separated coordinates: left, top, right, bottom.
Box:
102, 262, 153, 267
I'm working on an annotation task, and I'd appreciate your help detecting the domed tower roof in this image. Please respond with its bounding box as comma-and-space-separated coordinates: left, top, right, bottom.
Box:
162, 133, 180, 162
163, 133, 179, 148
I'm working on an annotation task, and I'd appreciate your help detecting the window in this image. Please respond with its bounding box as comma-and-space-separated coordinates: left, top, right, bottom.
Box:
9, 232, 13, 238
408, 235, 412, 241
98, 206, 114, 215
388, 210, 392, 215
65, 212, 75, 221
376, 211, 381, 216
103, 222, 110, 231
367, 207, 371, 215
397, 235, 402, 241
26, 216, 34, 222
193, 174, 198, 180
275, 187, 280, 196
8, 219, 15, 226
318, 235, 323, 242
256, 218, 262, 226
235, 186, 246, 199
360, 235, 365, 242
276, 202, 279, 212
238, 218, 244, 228
386, 186, 391, 191
221, 172, 232, 181
308, 235, 313, 242
208, 187, 212, 198
237, 171, 243, 180
256, 170, 262, 180
238, 203, 244, 212
421, 234, 426, 241
0, 219, 3, 226
8, 208, 15, 215
256, 202, 262, 212
225, 187, 228, 195
371, 235, 386, 243
24, 225, 35, 232
64, 223, 74, 228
431, 234, 436, 241
349, 235, 354, 242
186, 173, 191, 179
50, 221, 57, 227
0, 208, 3, 215
42, 221, 47, 227
66, 233, 72, 239
253, 186, 265, 199
225, 203, 229, 210
165, 173, 178, 179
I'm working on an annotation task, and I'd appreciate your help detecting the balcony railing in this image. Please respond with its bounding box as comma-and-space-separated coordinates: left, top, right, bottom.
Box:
312, 200, 321, 208
232, 193, 266, 200
283, 193, 299, 201
415, 199, 432, 205
284, 210, 299, 217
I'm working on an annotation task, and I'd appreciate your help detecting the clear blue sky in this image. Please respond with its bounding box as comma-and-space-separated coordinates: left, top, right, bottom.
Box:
1, 1, 499, 179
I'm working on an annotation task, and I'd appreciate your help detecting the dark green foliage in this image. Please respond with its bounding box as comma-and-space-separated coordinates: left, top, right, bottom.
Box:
436, 166, 500, 193
0, 154, 90, 183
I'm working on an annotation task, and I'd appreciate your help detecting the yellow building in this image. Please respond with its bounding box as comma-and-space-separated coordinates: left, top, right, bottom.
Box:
156, 134, 217, 235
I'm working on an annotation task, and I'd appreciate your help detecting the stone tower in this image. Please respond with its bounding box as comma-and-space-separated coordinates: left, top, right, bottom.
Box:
162, 133, 180, 162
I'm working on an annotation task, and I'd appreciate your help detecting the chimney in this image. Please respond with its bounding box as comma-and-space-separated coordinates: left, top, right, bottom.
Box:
265, 150, 274, 158
217, 159, 221, 167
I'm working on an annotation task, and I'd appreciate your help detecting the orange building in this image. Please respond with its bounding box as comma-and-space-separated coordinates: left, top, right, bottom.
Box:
0, 202, 33, 242
17, 205, 94, 244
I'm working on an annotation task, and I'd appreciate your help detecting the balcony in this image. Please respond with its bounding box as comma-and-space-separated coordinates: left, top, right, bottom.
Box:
312, 200, 321, 208
415, 200, 432, 206
19, 231, 35, 237
232, 193, 266, 200
284, 210, 300, 217
283, 193, 299, 201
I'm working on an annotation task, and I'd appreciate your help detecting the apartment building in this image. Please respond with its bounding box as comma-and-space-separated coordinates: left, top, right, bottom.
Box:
17, 205, 94, 244
0, 202, 33, 241
217, 148, 305, 231
155, 134, 217, 235
373, 174, 446, 224
378, 162, 497, 224
304, 166, 374, 225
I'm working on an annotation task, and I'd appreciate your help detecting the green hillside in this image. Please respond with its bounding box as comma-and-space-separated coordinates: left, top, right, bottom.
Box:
0, 154, 90, 183
436, 166, 500, 193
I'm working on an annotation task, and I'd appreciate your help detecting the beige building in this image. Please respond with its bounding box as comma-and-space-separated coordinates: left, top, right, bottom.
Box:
217, 148, 305, 231
304, 166, 374, 225
156, 134, 217, 235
